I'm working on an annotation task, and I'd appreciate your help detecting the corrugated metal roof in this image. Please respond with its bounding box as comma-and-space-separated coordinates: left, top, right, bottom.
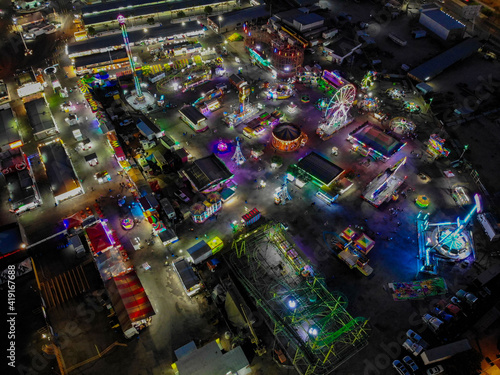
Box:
209, 5, 269, 28
420, 9, 465, 30
297, 152, 343, 185
408, 38, 481, 82
67, 21, 202, 56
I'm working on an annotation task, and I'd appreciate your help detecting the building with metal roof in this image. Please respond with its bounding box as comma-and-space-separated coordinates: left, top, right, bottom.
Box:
174, 340, 250, 375
408, 38, 481, 82
67, 21, 204, 58
182, 153, 233, 193
25, 98, 58, 140
0, 104, 22, 151
207, 5, 269, 33
1, 148, 40, 214
179, 106, 207, 132
0, 222, 27, 259
296, 151, 344, 186
38, 140, 84, 203
419, 9, 465, 41
81, 0, 236, 27
73, 49, 129, 72
293, 13, 324, 32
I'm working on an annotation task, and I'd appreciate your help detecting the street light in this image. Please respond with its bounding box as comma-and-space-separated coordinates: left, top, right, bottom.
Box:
218, 16, 223, 34
12, 17, 32, 56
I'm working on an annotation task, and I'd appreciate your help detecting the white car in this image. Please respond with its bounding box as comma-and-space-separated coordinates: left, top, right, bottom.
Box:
427, 365, 444, 375
402, 339, 423, 356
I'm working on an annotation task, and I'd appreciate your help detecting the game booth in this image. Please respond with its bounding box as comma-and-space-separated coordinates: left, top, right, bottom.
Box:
348, 122, 406, 161
105, 270, 155, 338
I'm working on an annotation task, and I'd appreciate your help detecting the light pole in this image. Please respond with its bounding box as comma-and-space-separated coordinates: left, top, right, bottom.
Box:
218, 16, 223, 34
12, 17, 32, 56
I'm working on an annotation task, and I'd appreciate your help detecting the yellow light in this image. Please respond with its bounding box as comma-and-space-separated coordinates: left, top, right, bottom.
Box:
9, 140, 23, 149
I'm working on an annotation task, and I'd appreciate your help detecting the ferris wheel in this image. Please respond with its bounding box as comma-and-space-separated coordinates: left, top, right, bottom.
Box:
318, 84, 356, 138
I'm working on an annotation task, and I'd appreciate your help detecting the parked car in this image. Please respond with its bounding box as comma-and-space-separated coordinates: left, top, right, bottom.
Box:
427, 365, 444, 375
403, 356, 418, 372
456, 289, 478, 305
406, 329, 428, 348
406, 329, 422, 342
433, 307, 454, 322
174, 191, 190, 202
393, 360, 411, 375
422, 314, 444, 332
402, 339, 423, 356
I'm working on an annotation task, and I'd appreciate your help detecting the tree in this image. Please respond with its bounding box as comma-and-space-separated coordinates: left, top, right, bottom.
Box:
87, 26, 96, 36
147, 17, 155, 25
204, 6, 213, 15
177, 11, 186, 19
271, 155, 283, 167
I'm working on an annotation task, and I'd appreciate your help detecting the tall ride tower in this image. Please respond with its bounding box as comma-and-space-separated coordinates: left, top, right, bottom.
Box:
118, 15, 144, 101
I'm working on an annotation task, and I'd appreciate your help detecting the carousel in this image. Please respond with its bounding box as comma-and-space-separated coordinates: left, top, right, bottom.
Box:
190, 192, 222, 223
390, 117, 416, 136
267, 83, 294, 100
358, 95, 380, 112
272, 123, 307, 152
386, 88, 405, 100
403, 101, 421, 113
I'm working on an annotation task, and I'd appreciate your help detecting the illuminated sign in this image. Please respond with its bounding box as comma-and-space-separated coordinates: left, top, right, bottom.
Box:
9, 140, 23, 149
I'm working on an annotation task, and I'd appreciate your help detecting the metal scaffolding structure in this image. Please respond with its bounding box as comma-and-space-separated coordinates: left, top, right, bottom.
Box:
228, 222, 369, 375
245, 28, 304, 77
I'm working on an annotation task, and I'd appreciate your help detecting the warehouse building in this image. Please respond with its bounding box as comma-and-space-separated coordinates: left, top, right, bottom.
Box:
419, 9, 465, 42
67, 21, 204, 58
25, 98, 58, 140
0, 104, 22, 152
206, 5, 269, 33
408, 38, 481, 82
81, 0, 237, 28
38, 140, 84, 204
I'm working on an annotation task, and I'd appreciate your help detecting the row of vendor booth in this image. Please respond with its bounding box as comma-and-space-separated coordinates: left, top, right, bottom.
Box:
64, 218, 156, 338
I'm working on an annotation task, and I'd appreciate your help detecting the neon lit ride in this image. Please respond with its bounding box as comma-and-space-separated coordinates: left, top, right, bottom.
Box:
317, 84, 356, 140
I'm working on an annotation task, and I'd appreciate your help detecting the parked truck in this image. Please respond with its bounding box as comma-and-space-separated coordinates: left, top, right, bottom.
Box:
412, 29, 427, 39
388, 33, 407, 46
322, 29, 339, 39
420, 339, 471, 365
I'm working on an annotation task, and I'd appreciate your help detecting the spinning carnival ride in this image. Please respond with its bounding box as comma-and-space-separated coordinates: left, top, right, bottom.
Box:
317, 84, 356, 140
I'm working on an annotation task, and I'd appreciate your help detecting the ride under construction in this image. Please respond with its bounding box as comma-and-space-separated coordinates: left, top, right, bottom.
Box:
228, 221, 370, 375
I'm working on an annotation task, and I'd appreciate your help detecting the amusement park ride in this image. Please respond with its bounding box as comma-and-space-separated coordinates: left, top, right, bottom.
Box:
231, 137, 246, 165
118, 15, 155, 110
362, 157, 407, 208
223, 77, 257, 127
274, 175, 292, 205
417, 194, 482, 275
317, 84, 356, 140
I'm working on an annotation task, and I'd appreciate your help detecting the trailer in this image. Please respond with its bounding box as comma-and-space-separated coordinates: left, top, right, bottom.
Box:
421, 339, 471, 365
322, 29, 339, 39
388, 33, 407, 46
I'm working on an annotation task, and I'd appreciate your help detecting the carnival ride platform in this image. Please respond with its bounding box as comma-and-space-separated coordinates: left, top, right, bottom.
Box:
228, 222, 369, 375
